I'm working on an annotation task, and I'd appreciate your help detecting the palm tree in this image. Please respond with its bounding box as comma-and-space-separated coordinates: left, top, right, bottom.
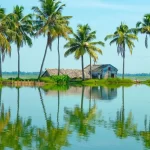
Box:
105, 23, 138, 79
64, 24, 104, 80
12, 5, 33, 79
32, 0, 66, 80
54, 15, 72, 75
0, 8, 12, 78
136, 14, 150, 48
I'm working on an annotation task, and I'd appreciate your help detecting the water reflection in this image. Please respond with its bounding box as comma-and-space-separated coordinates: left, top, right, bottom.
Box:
0, 86, 150, 149
45, 86, 117, 101
0, 105, 33, 149
37, 88, 70, 149
110, 87, 138, 139
87, 86, 117, 100
64, 86, 99, 138
140, 116, 150, 148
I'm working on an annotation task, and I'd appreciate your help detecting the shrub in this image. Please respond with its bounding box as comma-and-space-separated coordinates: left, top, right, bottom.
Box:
50, 75, 70, 83
39, 77, 54, 83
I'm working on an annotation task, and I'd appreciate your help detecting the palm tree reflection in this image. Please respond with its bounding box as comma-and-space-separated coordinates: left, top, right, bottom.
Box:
140, 116, 150, 148
37, 88, 70, 149
110, 87, 137, 138
64, 86, 99, 139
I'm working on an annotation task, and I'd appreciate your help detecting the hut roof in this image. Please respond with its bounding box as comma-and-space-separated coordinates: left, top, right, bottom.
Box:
84, 64, 118, 72
44, 69, 90, 78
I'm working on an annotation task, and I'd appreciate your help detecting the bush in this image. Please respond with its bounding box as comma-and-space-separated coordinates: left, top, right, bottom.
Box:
50, 75, 70, 83
42, 84, 69, 91
39, 77, 54, 83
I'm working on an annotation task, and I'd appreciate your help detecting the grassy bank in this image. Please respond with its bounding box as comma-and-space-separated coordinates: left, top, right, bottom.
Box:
0, 76, 147, 87
81, 78, 134, 87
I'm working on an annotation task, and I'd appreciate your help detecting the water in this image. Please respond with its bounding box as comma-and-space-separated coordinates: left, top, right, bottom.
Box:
0, 85, 150, 150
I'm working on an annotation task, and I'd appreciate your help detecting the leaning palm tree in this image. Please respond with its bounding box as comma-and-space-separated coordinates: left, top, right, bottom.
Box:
32, 0, 66, 80
64, 24, 104, 80
105, 23, 138, 79
12, 5, 33, 79
136, 14, 150, 48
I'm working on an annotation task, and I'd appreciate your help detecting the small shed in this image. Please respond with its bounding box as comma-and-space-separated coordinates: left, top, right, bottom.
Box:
84, 64, 118, 79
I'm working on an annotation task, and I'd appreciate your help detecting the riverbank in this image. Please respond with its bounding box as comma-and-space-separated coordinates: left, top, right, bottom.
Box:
0, 76, 149, 87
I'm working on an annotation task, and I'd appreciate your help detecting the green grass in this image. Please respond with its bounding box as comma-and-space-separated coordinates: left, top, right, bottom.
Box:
41, 84, 69, 92
3, 74, 38, 79
82, 78, 134, 87
118, 75, 150, 81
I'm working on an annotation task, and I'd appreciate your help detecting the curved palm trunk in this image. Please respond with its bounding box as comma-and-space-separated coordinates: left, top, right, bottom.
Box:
81, 56, 85, 81
38, 88, 48, 122
0, 51, 2, 78
17, 47, 20, 79
58, 36, 60, 76
38, 41, 49, 80
90, 56, 92, 79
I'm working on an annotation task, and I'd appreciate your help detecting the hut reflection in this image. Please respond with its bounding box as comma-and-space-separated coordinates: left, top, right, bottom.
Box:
44, 86, 117, 101
86, 86, 117, 100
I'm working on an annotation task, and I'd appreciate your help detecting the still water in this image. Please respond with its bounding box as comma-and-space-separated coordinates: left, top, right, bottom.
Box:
0, 85, 150, 150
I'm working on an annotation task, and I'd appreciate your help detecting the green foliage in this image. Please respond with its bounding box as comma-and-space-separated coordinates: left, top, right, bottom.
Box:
42, 84, 69, 92
83, 78, 134, 87
39, 75, 70, 84
50, 75, 70, 83
39, 77, 55, 83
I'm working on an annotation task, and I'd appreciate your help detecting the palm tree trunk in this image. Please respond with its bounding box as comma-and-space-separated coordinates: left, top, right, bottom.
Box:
38, 88, 48, 122
0, 51, 2, 78
81, 55, 85, 81
90, 56, 92, 79
57, 91, 60, 128
122, 57, 125, 79
122, 45, 125, 79
122, 86, 124, 124
89, 87, 92, 111
58, 35, 60, 76
81, 86, 85, 113
17, 88, 20, 120
17, 47, 20, 79
38, 42, 49, 80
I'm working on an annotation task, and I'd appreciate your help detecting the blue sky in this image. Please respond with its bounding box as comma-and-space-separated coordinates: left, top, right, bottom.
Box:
1, 0, 150, 73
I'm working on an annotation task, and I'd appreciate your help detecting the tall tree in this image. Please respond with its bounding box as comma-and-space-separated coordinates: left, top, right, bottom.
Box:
32, 0, 66, 80
53, 15, 72, 75
64, 24, 104, 80
105, 23, 138, 79
0, 8, 12, 78
12, 5, 33, 78
136, 14, 150, 48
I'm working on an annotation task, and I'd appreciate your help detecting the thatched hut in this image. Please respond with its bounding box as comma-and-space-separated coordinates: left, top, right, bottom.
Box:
42, 69, 90, 79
